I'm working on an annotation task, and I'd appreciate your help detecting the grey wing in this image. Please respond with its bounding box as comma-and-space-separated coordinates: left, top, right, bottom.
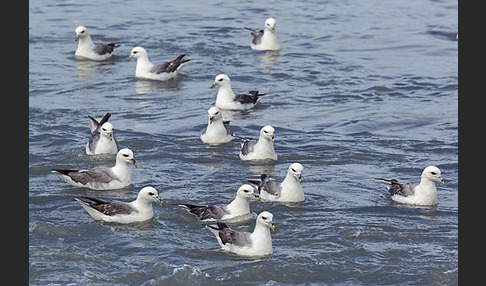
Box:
180, 204, 229, 220
87, 130, 101, 153
225, 229, 253, 247
234, 91, 265, 105
88, 113, 111, 133
150, 54, 191, 74
376, 178, 417, 197
211, 222, 252, 246
261, 176, 282, 196
240, 138, 257, 155
81, 197, 135, 216
67, 167, 118, 185
245, 27, 263, 45
390, 181, 418, 197
223, 121, 234, 137
94, 43, 120, 55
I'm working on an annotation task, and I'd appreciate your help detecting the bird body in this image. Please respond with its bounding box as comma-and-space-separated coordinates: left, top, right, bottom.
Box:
206, 211, 275, 256
210, 74, 265, 110
200, 107, 235, 144
74, 186, 163, 223
239, 125, 277, 161
74, 26, 120, 61
52, 148, 137, 190
127, 47, 191, 81
245, 18, 280, 51
376, 166, 444, 206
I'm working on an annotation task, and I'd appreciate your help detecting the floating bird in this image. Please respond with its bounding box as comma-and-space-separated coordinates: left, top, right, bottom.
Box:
249, 163, 305, 202
86, 113, 120, 155
74, 25, 120, 60
74, 186, 163, 223
206, 211, 275, 257
239, 125, 277, 161
127, 46, 191, 81
244, 18, 280, 51
210, 74, 265, 110
200, 107, 235, 144
178, 184, 259, 222
375, 165, 445, 206
52, 148, 137, 190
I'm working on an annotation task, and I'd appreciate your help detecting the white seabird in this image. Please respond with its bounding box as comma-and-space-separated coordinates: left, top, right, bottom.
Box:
86, 113, 120, 155
74, 186, 163, 223
74, 25, 120, 61
249, 163, 305, 203
127, 46, 191, 81
52, 148, 137, 190
200, 106, 235, 144
210, 74, 265, 110
244, 18, 280, 51
239, 125, 277, 161
206, 211, 275, 257
375, 165, 445, 206
178, 184, 259, 222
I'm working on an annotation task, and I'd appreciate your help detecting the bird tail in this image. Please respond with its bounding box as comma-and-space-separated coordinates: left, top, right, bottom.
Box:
244, 27, 257, 32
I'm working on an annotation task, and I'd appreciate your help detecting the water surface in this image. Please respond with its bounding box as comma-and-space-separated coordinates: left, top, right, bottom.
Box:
29, 0, 458, 285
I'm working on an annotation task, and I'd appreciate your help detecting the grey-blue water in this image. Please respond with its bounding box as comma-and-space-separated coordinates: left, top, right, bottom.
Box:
29, 0, 458, 285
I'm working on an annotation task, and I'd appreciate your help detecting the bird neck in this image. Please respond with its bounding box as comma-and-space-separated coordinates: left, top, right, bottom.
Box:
217, 84, 235, 98
79, 35, 95, 47
226, 195, 250, 215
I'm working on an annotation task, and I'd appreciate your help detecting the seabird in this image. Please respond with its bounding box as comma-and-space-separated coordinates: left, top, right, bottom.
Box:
178, 184, 259, 222
210, 74, 265, 110
52, 148, 137, 190
375, 165, 445, 206
74, 186, 163, 223
244, 18, 280, 51
86, 113, 120, 155
206, 211, 275, 257
74, 25, 120, 61
239, 125, 277, 161
127, 46, 191, 81
249, 163, 305, 202
200, 106, 235, 144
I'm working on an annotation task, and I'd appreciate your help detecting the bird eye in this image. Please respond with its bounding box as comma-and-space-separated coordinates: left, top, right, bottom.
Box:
148, 192, 154, 196
431, 172, 437, 175
133, 51, 137, 54
243, 189, 249, 193
123, 154, 129, 157
291, 168, 296, 172
102, 128, 106, 131
263, 130, 268, 133
262, 216, 267, 220
218, 78, 223, 81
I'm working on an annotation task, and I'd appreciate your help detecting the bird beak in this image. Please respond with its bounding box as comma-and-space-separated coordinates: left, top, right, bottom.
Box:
126, 57, 131, 62
298, 175, 302, 183
75, 36, 79, 41
210, 83, 216, 89
155, 197, 164, 206
271, 137, 275, 143
131, 159, 138, 167
271, 28, 276, 34
270, 223, 276, 231
438, 177, 445, 186
250, 194, 260, 202
209, 116, 215, 124
109, 135, 113, 141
